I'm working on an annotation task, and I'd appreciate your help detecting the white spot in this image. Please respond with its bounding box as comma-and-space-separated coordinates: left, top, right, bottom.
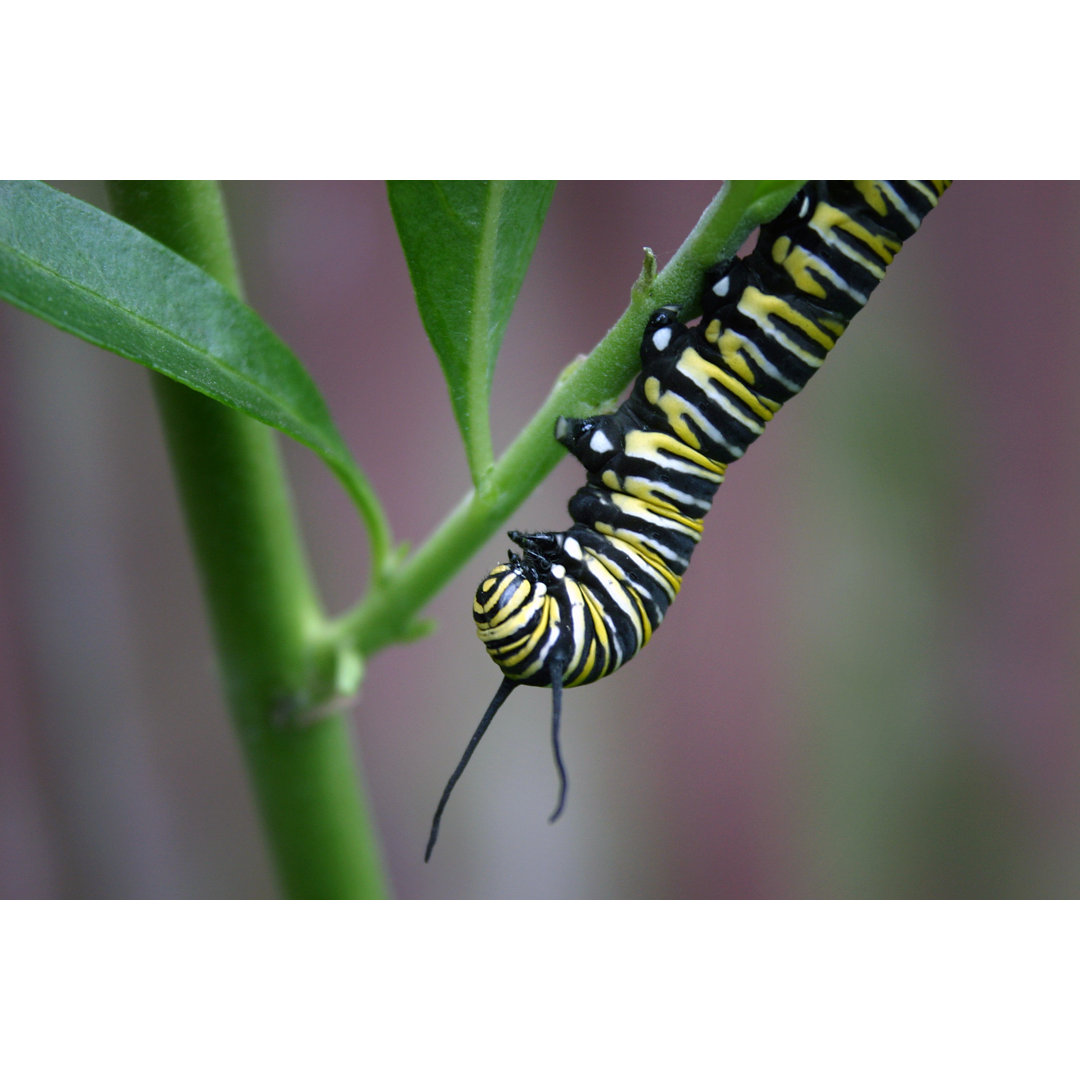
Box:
712, 275, 731, 298
651, 326, 672, 352
589, 429, 615, 455
562, 536, 583, 562
554, 416, 570, 440
797, 193, 811, 218
551, 564, 566, 579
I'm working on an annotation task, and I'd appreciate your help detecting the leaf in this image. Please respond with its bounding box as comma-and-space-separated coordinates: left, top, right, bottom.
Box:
0, 180, 391, 566
387, 180, 556, 483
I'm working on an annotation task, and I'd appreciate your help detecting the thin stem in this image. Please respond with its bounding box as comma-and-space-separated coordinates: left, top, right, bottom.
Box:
106, 181, 388, 899
337, 181, 803, 658
330, 459, 398, 584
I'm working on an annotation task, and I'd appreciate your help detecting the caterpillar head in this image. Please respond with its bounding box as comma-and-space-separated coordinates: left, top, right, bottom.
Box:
429, 545, 572, 862
472, 547, 564, 687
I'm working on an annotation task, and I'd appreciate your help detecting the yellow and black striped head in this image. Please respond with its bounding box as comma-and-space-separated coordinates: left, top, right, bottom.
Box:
473, 553, 564, 687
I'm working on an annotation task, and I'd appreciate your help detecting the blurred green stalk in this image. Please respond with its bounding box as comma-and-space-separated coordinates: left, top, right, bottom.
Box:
106, 182, 388, 899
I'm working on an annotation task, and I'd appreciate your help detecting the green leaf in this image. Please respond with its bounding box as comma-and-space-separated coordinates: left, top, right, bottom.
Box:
387, 180, 556, 484
0, 180, 393, 572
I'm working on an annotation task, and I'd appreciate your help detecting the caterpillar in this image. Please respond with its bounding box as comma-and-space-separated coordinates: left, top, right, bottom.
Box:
425, 180, 950, 861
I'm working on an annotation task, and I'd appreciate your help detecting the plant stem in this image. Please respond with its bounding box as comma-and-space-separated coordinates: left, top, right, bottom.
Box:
106, 181, 388, 899
339, 180, 804, 658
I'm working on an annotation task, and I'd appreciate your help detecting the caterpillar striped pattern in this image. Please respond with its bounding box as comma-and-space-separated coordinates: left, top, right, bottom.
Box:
425, 180, 950, 860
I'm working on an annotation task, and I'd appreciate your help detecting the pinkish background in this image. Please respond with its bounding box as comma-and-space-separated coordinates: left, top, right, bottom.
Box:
1, 181, 1075, 898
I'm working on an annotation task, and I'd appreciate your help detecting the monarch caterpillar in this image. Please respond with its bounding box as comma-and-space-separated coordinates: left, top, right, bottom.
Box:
425, 180, 950, 861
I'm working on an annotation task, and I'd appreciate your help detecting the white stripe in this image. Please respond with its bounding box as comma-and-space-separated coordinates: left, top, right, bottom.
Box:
728, 331, 802, 394
810, 219, 889, 280
738, 300, 826, 369
626, 475, 714, 513
798, 246, 868, 305
878, 182, 922, 230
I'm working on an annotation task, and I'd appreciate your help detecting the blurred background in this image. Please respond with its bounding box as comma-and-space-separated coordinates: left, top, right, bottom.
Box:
1, 181, 1076, 899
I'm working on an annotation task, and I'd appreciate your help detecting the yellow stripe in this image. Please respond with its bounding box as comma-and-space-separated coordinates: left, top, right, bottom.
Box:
624, 429, 726, 476
583, 554, 644, 640
579, 582, 610, 656
565, 586, 609, 686
852, 180, 889, 217
560, 578, 588, 677
703, 317, 759, 386
607, 471, 722, 513
565, 634, 598, 687
811, 202, 900, 271
712, 327, 789, 400
644, 376, 700, 450
677, 347, 774, 421
739, 287, 836, 351
591, 553, 654, 650
611, 491, 704, 535
594, 524, 684, 593
497, 605, 552, 667
770, 234, 828, 299
599, 534, 682, 602
479, 584, 535, 629
474, 566, 520, 614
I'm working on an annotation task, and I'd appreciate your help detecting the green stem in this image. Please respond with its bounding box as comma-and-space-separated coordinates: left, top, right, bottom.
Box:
338, 180, 803, 657
106, 181, 388, 899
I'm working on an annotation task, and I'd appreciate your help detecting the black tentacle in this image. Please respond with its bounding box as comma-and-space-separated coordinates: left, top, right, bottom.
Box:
547, 668, 568, 823
424, 676, 518, 862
